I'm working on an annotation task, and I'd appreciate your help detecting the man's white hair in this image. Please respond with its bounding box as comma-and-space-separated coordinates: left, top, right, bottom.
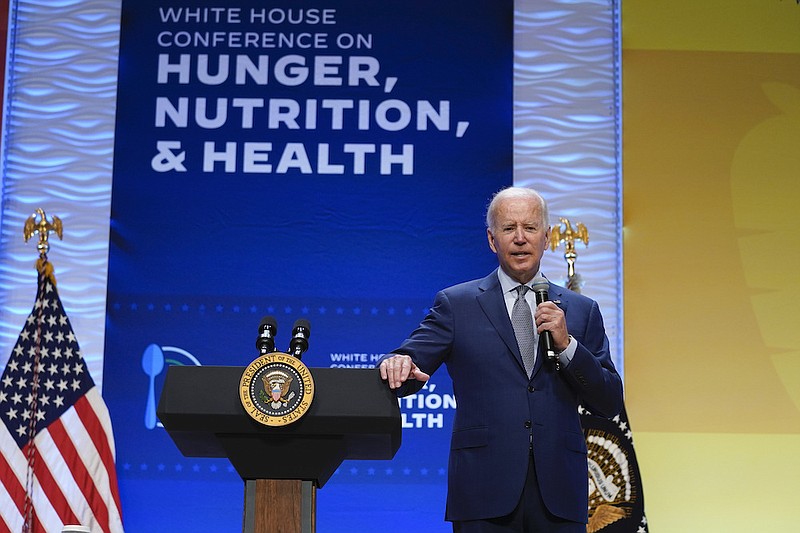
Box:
485, 187, 549, 230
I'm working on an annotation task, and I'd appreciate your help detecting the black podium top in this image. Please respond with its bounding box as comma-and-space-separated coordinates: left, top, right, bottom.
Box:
157, 366, 402, 485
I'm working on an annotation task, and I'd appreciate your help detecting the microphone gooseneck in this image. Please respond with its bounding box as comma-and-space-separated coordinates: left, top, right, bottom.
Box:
256, 316, 278, 354
288, 319, 311, 359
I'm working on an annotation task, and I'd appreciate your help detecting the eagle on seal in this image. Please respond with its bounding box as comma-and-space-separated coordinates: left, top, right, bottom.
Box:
263, 371, 293, 404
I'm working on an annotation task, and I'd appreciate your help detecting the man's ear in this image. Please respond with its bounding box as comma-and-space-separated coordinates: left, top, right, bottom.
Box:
543, 226, 551, 251
487, 228, 497, 253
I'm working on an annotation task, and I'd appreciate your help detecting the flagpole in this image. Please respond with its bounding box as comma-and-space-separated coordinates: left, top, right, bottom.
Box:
20, 209, 63, 532
550, 216, 649, 531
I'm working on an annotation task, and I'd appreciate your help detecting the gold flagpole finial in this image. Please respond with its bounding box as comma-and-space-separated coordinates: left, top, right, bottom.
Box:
23, 208, 63, 282
549, 217, 589, 293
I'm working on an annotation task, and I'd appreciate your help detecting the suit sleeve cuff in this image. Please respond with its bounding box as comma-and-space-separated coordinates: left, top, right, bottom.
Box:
557, 336, 577, 368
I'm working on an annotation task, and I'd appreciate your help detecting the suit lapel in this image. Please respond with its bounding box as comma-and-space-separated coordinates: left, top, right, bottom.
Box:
476, 271, 528, 375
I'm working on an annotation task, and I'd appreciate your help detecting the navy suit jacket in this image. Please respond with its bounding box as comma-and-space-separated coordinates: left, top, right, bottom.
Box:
386, 270, 623, 523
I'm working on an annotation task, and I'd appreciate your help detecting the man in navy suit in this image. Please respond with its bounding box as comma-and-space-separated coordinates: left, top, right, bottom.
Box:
378, 187, 623, 532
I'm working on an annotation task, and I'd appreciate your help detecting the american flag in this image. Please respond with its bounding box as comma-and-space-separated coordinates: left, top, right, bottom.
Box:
0, 270, 124, 532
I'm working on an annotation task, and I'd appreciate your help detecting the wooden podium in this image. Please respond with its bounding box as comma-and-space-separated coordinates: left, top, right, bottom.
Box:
157, 366, 402, 533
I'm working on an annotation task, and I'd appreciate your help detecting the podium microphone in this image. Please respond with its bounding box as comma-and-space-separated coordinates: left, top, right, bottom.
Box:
256, 316, 278, 354
531, 277, 558, 369
288, 319, 311, 359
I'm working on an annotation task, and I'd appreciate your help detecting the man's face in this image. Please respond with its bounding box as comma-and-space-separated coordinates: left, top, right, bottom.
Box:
487, 196, 550, 284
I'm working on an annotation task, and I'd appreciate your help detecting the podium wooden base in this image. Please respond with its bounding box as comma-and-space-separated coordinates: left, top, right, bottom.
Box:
243, 479, 316, 533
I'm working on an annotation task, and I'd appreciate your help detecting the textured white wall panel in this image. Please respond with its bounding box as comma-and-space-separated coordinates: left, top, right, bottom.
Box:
514, 0, 623, 374
0, 0, 121, 388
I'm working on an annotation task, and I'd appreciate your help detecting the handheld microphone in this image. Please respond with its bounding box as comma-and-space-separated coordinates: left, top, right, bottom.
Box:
531, 277, 558, 369
256, 316, 278, 354
288, 319, 311, 359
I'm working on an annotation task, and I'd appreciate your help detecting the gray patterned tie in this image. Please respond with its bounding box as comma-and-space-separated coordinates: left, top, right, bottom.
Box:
512, 284, 536, 376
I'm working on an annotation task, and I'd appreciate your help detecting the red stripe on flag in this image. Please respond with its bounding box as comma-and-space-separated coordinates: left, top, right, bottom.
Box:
74, 395, 123, 519
27, 444, 81, 528
48, 416, 111, 533
30, 508, 44, 533
0, 440, 45, 533
0, 446, 26, 517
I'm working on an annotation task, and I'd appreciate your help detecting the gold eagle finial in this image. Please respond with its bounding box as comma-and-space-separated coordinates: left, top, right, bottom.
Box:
549, 217, 589, 253
549, 217, 589, 293
23, 208, 63, 283
23, 208, 63, 258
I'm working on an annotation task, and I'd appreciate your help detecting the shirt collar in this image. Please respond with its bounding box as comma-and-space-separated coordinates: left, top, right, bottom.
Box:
495, 268, 544, 295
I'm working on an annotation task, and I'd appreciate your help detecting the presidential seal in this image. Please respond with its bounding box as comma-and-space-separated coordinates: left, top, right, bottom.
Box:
579, 404, 648, 532
239, 352, 315, 427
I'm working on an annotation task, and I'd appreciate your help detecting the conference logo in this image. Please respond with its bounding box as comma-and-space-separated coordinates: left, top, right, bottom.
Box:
239, 351, 315, 426
141, 343, 202, 430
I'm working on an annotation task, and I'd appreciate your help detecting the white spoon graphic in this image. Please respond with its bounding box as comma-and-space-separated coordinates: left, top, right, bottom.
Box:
142, 343, 165, 429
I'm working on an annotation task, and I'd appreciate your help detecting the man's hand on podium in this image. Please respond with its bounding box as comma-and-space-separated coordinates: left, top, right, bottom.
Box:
379, 354, 430, 390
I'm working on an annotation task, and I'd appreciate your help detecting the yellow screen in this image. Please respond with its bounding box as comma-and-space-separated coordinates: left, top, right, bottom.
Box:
623, 1, 800, 530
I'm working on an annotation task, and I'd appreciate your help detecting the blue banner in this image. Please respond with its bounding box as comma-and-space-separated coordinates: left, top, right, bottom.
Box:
105, 1, 511, 530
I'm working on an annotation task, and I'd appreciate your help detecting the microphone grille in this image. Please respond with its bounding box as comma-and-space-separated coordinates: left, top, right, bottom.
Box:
293, 318, 311, 333
532, 277, 549, 292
